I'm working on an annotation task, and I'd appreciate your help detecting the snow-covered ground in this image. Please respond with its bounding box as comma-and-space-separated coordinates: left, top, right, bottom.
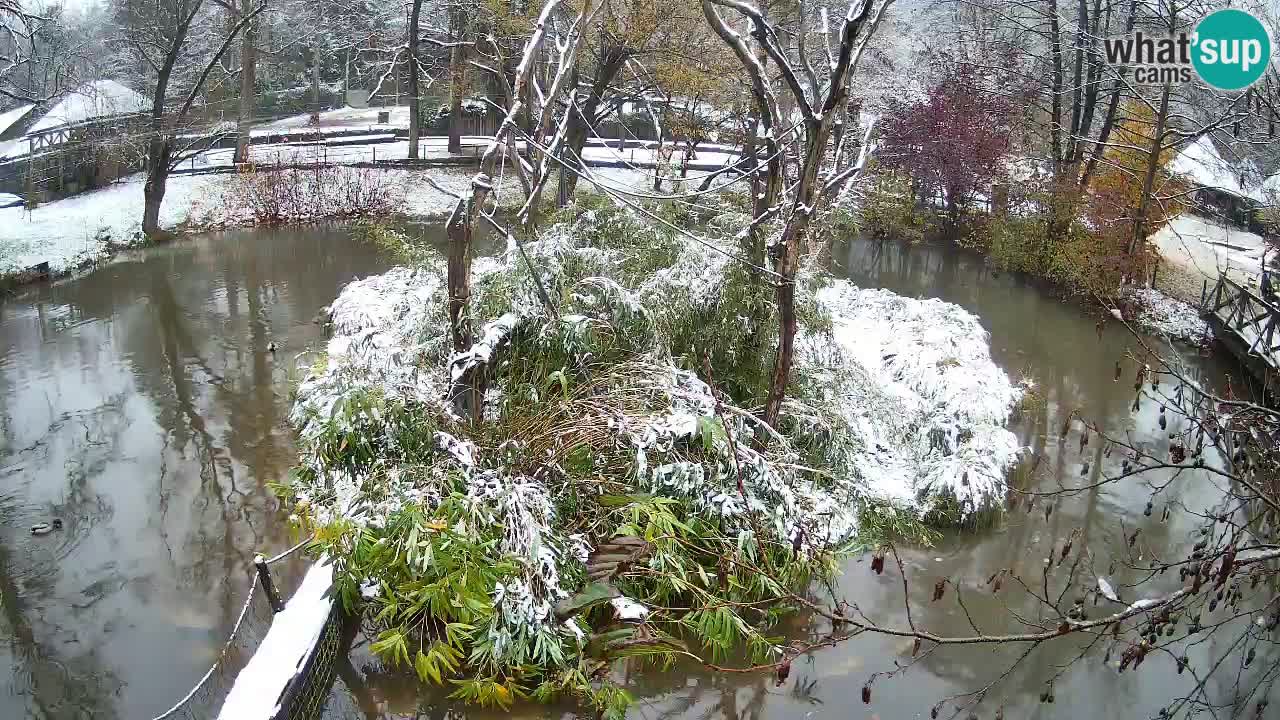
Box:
191, 136, 502, 168
0, 164, 658, 279
1124, 286, 1214, 345
0, 174, 224, 276
0, 169, 467, 277
258, 105, 412, 131
185, 134, 740, 173
1150, 213, 1270, 289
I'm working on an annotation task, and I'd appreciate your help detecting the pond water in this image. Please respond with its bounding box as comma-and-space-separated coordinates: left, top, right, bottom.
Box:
0, 227, 1266, 720
0, 225, 394, 719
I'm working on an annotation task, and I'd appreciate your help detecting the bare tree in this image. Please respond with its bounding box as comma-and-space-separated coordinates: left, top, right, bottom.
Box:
446, 3, 467, 154
406, 0, 425, 158
111, 0, 264, 236
701, 0, 890, 429
232, 0, 256, 163
0, 0, 83, 103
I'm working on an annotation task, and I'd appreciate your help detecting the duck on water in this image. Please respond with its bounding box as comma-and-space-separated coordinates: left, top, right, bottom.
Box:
31, 519, 63, 535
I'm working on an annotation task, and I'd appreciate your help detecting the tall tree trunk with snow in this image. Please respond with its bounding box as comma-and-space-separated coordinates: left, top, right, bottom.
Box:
1047, 0, 1063, 175
407, 0, 422, 158
142, 24, 182, 239
1128, 1, 1178, 263
310, 39, 321, 125
234, 0, 256, 164
447, 7, 467, 154
134, 1, 262, 237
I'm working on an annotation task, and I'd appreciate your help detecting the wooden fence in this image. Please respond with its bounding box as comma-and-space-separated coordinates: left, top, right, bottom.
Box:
1202, 273, 1280, 374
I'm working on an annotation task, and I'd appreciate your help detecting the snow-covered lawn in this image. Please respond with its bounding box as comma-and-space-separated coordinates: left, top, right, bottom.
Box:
0, 169, 468, 277
256, 105, 414, 132
0, 163, 660, 280
190, 136, 498, 169
185, 135, 740, 173
1150, 213, 1270, 289
0, 174, 224, 276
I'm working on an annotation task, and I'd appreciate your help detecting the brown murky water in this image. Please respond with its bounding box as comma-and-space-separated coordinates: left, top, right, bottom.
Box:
2, 228, 1271, 720
0, 225, 395, 720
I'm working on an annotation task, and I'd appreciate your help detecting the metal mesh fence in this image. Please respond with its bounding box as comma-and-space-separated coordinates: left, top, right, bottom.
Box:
276, 604, 346, 720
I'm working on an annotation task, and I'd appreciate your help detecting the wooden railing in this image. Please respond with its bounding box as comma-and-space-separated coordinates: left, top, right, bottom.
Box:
1203, 273, 1280, 369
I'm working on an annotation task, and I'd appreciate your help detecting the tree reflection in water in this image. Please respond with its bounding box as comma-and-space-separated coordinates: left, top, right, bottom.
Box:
0, 225, 396, 719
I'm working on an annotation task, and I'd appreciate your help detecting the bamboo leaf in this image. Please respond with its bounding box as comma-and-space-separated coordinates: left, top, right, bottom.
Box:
553, 581, 620, 621
598, 493, 653, 507
414, 650, 435, 684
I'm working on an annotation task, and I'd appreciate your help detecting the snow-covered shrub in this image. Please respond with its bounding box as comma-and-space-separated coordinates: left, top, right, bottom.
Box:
284, 201, 1021, 715
215, 165, 405, 225
1123, 287, 1213, 345
794, 283, 1022, 518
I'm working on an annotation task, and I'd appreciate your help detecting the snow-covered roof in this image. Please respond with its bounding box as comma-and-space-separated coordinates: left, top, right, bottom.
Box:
1170, 135, 1266, 203
26, 80, 147, 133
0, 104, 35, 136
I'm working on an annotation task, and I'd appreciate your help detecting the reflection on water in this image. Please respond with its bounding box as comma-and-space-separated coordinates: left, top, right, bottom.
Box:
321, 236, 1272, 719
0, 225, 393, 719
4, 224, 1261, 719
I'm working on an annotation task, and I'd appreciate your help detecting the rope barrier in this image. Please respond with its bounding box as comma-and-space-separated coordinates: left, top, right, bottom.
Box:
147, 574, 259, 720
266, 533, 316, 565
144, 534, 314, 720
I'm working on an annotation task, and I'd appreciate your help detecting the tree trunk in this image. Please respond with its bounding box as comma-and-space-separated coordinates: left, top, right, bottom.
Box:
310, 40, 321, 125
1064, 0, 1087, 167
1129, 82, 1171, 258
234, 0, 256, 164
448, 8, 467, 154
142, 137, 172, 237
1079, 0, 1137, 191
560, 46, 628, 198
407, 0, 423, 160
447, 216, 473, 351
1048, 0, 1064, 173
761, 122, 827, 430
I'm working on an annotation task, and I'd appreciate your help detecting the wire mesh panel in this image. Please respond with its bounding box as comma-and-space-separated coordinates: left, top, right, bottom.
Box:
275, 605, 347, 720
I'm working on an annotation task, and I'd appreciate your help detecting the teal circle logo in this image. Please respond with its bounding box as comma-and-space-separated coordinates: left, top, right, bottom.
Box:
1192, 9, 1271, 91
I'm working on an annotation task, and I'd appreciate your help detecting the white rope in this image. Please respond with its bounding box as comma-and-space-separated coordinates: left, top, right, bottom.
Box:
266, 533, 315, 565
148, 573, 259, 720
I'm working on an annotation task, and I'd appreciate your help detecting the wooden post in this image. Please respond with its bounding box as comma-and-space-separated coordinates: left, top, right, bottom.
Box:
254, 553, 285, 613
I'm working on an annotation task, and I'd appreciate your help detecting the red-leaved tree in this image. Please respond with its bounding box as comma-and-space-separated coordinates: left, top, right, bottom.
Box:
879, 61, 1016, 223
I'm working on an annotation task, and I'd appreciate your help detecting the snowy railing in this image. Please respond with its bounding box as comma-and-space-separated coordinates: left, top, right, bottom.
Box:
215, 559, 340, 720
141, 537, 339, 720
1204, 273, 1280, 370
